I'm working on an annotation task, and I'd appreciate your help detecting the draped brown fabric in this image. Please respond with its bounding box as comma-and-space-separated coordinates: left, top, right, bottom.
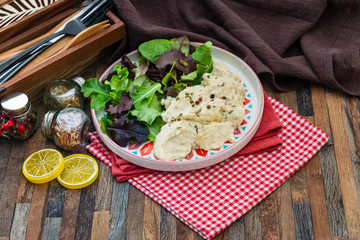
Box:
111, 0, 360, 96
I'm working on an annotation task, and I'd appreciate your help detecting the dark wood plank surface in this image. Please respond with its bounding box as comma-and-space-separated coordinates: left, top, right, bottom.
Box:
1, 53, 360, 240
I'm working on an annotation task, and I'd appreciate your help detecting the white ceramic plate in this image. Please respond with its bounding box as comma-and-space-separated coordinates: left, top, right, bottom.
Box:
91, 44, 264, 171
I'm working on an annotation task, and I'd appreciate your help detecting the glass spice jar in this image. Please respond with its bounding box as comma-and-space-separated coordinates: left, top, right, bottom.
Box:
43, 76, 85, 111
42, 108, 90, 150
0, 92, 39, 140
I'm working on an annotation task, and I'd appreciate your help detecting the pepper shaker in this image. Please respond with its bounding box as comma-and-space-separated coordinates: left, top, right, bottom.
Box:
43, 76, 85, 111
0, 92, 39, 140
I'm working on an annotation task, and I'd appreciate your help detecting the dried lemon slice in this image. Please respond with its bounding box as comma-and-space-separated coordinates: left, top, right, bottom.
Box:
57, 154, 99, 189
22, 149, 65, 184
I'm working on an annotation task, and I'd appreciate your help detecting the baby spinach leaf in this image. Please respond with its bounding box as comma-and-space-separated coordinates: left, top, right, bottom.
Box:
147, 116, 163, 142
138, 39, 172, 64
191, 41, 213, 85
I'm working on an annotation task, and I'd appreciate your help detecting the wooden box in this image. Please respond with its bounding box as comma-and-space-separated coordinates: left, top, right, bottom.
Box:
0, 0, 83, 43
0, 1, 126, 102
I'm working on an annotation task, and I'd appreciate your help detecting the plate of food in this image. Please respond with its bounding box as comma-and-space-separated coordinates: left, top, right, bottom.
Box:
84, 36, 264, 171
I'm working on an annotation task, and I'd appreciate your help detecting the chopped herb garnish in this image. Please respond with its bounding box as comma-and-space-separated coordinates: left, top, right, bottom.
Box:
194, 125, 199, 134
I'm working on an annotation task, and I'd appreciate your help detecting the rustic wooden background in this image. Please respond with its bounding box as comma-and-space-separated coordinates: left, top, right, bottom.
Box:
0, 53, 360, 240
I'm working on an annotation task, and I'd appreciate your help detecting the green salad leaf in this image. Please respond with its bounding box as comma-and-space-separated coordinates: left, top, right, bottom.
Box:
191, 41, 213, 85
81, 78, 112, 111
170, 36, 191, 56
138, 39, 172, 64
131, 94, 162, 126
100, 115, 114, 137
130, 83, 163, 109
106, 65, 132, 92
161, 61, 176, 86
147, 116, 163, 142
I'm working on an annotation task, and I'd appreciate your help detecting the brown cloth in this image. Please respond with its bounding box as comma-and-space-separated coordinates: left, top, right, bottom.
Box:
111, 0, 360, 96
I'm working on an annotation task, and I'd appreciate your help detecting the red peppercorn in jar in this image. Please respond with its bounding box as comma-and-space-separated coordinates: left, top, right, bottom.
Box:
0, 92, 39, 140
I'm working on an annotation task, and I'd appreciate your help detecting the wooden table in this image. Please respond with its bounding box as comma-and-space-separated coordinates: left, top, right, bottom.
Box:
1, 53, 360, 240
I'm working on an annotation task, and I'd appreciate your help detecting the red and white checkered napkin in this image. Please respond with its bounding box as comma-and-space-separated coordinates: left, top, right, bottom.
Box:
88, 97, 328, 239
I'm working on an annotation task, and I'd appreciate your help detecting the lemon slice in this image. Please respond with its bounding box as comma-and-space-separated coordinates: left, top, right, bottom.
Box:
57, 154, 99, 189
23, 149, 65, 184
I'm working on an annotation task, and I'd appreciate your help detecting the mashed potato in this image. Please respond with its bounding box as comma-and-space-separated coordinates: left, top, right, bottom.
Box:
154, 61, 246, 161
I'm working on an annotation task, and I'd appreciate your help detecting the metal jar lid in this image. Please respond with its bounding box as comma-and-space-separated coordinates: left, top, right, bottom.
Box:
70, 76, 85, 87
42, 110, 57, 138
0, 92, 30, 115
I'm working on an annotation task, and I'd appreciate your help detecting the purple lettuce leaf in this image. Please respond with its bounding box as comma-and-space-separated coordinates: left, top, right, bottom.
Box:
120, 54, 137, 79
105, 92, 133, 115
145, 63, 162, 82
107, 115, 150, 147
155, 49, 196, 77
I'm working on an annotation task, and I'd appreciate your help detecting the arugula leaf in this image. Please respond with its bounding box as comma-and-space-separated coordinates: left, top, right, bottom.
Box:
81, 78, 112, 110
130, 94, 163, 125
130, 83, 163, 109
180, 71, 197, 81
138, 39, 172, 64
129, 82, 163, 127
161, 61, 176, 86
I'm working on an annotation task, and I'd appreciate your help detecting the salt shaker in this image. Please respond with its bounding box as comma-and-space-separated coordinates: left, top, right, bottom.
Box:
0, 92, 38, 140
42, 108, 90, 150
43, 76, 85, 111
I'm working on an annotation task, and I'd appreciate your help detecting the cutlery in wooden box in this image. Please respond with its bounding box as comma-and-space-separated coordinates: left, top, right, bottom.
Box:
0, 1, 126, 102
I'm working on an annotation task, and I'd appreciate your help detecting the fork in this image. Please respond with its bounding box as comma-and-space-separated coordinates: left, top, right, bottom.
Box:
0, 21, 111, 84
0, 0, 112, 83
